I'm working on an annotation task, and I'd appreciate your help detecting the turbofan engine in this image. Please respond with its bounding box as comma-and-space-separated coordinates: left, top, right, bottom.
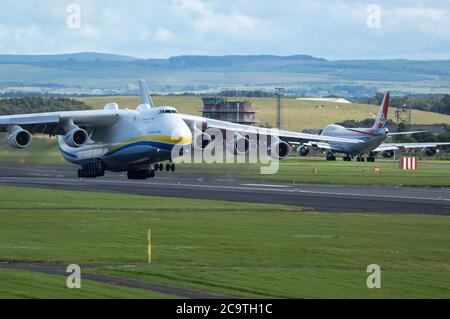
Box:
381, 150, 394, 158
65, 126, 88, 148
422, 147, 438, 156
297, 144, 309, 156
228, 134, 250, 155
193, 128, 212, 150
7, 126, 32, 149
268, 140, 291, 159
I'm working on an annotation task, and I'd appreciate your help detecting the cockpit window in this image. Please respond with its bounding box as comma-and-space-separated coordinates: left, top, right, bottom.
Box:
159, 109, 177, 114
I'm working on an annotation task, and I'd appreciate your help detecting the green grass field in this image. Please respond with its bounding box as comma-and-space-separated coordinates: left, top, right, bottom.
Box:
76, 96, 450, 132
184, 158, 450, 186
1, 186, 449, 298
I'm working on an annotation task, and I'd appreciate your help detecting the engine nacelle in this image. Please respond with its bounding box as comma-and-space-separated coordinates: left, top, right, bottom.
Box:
228, 134, 250, 155
422, 147, 437, 156
297, 144, 309, 156
193, 128, 211, 150
7, 127, 32, 149
65, 127, 88, 148
381, 150, 394, 158
268, 140, 291, 159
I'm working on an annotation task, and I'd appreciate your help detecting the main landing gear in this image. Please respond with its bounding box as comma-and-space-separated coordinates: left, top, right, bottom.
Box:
78, 162, 105, 178
355, 153, 376, 162
366, 152, 376, 162
326, 152, 336, 161
127, 167, 155, 180
341, 153, 376, 162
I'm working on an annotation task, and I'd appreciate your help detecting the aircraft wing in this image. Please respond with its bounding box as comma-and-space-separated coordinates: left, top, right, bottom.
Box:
374, 142, 450, 152
180, 114, 362, 145
0, 110, 120, 135
387, 131, 427, 136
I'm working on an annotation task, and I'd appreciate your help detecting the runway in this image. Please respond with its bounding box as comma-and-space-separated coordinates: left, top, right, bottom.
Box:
0, 164, 450, 215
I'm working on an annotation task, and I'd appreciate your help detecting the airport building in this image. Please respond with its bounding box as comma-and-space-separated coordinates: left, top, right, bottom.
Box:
200, 97, 257, 125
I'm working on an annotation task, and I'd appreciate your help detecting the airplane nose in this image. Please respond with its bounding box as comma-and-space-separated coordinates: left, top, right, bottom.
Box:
169, 118, 193, 145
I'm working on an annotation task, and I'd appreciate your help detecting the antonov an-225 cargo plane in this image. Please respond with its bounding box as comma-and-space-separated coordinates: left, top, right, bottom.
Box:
0, 80, 360, 179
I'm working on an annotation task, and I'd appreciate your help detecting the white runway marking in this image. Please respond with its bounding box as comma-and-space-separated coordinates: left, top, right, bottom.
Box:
241, 183, 289, 188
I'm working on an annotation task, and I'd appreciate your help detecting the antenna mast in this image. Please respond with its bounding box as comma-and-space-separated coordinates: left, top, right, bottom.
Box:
275, 87, 285, 129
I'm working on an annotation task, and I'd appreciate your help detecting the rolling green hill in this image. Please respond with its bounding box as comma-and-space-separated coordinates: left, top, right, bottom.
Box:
2, 53, 450, 96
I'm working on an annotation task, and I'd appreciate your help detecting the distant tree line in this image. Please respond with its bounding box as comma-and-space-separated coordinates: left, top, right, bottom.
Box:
175, 90, 277, 98
0, 96, 92, 115
358, 93, 450, 115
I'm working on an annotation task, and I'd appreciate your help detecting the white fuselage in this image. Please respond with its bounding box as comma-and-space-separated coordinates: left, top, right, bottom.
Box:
58, 106, 192, 171
320, 124, 387, 154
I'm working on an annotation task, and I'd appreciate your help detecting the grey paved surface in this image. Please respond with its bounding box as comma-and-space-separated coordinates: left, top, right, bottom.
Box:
0, 164, 449, 215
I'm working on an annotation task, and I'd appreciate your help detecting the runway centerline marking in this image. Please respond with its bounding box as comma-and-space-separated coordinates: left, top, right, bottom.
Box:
241, 183, 289, 188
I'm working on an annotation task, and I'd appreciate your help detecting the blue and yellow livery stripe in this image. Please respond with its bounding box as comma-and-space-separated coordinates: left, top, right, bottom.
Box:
105, 135, 192, 156
108, 135, 192, 152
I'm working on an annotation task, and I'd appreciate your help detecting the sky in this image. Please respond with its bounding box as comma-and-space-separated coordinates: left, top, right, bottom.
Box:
0, 0, 449, 60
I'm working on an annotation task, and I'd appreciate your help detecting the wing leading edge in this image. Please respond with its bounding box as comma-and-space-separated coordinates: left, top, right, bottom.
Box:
374, 142, 450, 152
180, 114, 361, 145
0, 110, 120, 135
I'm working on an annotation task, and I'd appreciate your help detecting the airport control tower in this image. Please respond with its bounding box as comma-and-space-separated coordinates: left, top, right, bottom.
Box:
200, 97, 258, 125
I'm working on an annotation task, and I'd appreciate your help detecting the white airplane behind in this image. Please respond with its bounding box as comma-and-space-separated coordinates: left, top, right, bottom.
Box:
297, 92, 450, 161
0, 80, 361, 179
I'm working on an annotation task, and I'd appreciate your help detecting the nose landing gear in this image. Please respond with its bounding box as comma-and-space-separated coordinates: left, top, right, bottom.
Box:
165, 163, 175, 172
128, 162, 176, 180
154, 162, 175, 172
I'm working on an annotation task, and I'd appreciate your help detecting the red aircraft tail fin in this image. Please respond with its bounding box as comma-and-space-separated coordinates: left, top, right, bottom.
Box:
373, 92, 390, 130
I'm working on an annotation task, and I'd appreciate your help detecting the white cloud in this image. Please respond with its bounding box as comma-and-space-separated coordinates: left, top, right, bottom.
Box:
77, 25, 102, 38
0, 0, 449, 59
154, 27, 174, 42
173, 0, 209, 14
0, 24, 11, 39
172, 0, 257, 34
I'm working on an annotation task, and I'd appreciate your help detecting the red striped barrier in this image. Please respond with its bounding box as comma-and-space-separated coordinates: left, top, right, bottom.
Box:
399, 157, 418, 170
